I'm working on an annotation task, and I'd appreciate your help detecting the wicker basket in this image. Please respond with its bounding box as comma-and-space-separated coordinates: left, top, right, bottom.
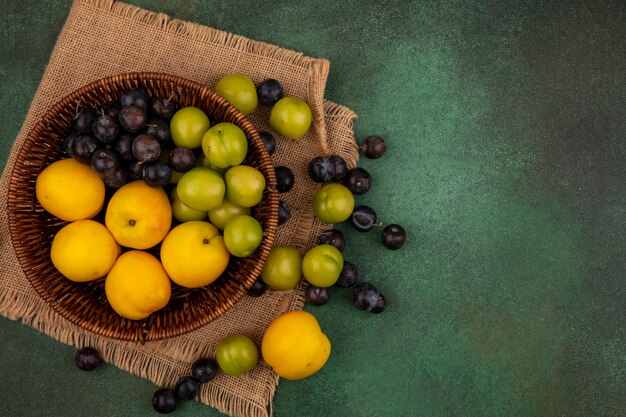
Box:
7, 72, 279, 343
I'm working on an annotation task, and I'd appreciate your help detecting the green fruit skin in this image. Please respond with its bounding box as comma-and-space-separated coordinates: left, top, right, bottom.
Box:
225, 165, 266, 208
177, 167, 226, 211
170, 107, 211, 148
223, 215, 263, 258
195, 153, 228, 175
215, 74, 258, 116
215, 334, 259, 376
312, 183, 355, 224
302, 244, 344, 287
171, 199, 207, 222
202, 122, 249, 169
208, 197, 251, 231
169, 170, 184, 184
269, 97, 312, 139
261, 246, 303, 290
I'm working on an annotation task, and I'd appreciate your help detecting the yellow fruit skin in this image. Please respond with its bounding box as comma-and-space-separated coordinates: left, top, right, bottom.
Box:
160, 221, 230, 288
105, 250, 171, 320
262, 311, 331, 380
50, 220, 120, 282
105, 180, 172, 249
35, 158, 105, 221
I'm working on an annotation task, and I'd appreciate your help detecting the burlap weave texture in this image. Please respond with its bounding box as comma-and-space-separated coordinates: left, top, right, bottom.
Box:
0, 1, 358, 416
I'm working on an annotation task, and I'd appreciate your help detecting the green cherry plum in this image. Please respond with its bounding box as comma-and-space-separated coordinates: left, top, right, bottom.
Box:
261, 246, 302, 290
312, 183, 355, 224
302, 244, 344, 287
172, 199, 207, 222
195, 153, 228, 175
202, 122, 249, 169
223, 215, 263, 258
215, 74, 258, 115
215, 334, 259, 376
208, 197, 251, 231
225, 165, 266, 208
269, 97, 312, 139
170, 107, 211, 149
176, 167, 225, 211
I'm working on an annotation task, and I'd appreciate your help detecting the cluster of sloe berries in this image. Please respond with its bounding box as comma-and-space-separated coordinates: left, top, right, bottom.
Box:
303, 135, 406, 313
74, 347, 219, 414
151, 357, 218, 413
63, 88, 190, 188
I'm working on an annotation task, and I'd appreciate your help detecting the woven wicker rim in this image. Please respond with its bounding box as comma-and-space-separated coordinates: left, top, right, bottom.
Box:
7, 72, 279, 343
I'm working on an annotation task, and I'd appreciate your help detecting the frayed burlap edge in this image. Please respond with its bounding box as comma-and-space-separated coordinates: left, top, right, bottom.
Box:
0, 287, 277, 417
0, 101, 357, 417
0, 0, 359, 415
78, 0, 331, 153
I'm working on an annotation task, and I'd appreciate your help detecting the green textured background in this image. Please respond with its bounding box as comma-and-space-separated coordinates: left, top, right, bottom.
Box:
1, 1, 624, 416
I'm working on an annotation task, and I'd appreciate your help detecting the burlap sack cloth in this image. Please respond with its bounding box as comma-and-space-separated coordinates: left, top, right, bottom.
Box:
0, 1, 358, 416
